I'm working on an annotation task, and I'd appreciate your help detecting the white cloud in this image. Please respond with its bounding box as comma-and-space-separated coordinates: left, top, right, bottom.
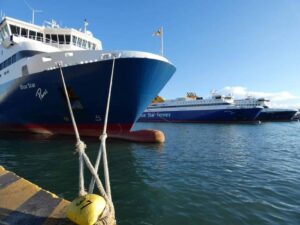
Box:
221, 86, 300, 109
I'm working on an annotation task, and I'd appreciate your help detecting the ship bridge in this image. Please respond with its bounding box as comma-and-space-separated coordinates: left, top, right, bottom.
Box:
0, 16, 102, 51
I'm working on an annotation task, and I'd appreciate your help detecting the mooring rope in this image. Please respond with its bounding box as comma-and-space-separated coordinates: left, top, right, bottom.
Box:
57, 61, 116, 221
89, 57, 116, 200
58, 62, 87, 196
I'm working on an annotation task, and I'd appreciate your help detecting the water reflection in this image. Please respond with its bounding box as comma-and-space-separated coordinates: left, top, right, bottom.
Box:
1, 122, 300, 225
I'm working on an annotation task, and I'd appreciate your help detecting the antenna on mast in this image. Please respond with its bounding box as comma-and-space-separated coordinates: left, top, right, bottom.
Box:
0, 10, 5, 19
83, 19, 89, 33
44, 19, 60, 28
24, 0, 43, 24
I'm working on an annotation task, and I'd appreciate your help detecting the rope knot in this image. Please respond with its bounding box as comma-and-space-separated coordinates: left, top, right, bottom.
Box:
95, 203, 116, 225
76, 140, 87, 154
79, 189, 87, 197
99, 133, 108, 142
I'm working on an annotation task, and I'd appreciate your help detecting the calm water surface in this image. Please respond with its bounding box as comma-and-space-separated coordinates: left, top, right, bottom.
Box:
1, 122, 300, 225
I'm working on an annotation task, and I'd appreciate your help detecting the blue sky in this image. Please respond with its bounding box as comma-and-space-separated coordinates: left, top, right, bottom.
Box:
1, 0, 300, 107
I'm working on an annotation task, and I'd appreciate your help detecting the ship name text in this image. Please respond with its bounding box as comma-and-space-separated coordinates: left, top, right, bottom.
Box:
19, 83, 36, 90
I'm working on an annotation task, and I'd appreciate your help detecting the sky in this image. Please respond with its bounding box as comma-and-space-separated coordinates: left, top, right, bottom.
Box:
1, 0, 300, 108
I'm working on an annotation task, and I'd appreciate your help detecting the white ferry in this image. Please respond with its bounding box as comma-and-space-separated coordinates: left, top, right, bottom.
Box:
0, 16, 176, 140
139, 93, 262, 123
234, 97, 297, 121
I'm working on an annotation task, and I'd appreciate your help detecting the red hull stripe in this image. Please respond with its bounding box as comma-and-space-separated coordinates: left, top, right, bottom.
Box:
0, 123, 133, 137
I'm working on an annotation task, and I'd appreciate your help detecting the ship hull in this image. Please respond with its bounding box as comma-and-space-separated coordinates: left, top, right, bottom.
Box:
0, 57, 176, 137
257, 109, 297, 121
138, 108, 262, 123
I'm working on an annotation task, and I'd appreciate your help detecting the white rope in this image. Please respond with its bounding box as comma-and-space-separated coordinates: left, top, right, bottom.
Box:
88, 138, 103, 192
76, 140, 87, 196
57, 60, 116, 217
82, 152, 115, 215
59, 64, 81, 141
58, 62, 87, 196
89, 58, 116, 201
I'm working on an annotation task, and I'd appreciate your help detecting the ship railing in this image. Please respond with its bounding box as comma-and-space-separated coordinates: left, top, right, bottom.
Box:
12, 34, 63, 49
11, 34, 96, 50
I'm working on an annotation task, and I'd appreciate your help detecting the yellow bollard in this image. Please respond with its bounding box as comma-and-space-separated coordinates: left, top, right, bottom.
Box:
67, 194, 106, 225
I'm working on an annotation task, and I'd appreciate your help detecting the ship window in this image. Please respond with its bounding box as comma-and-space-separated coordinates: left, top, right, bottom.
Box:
10, 25, 20, 36
8, 57, 12, 66
82, 40, 87, 48
51, 34, 58, 43
11, 54, 16, 63
65, 35, 70, 44
58, 34, 64, 44
5, 57, 12, 68
45, 34, 50, 43
2, 25, 9, 39
0, 50, 43, 72
77, 38, 82, 47
21, 28, 28, 38
29, 30, 36, 39
3, 59, 8, 68
72, 36, 77, 45
0, 27, 6, 44
37, 32, 43, 42
0, 32, 3, 44
92, 44, 96, 50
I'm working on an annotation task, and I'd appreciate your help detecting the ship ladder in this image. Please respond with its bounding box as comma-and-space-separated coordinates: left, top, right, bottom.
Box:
57, 58, 117, 225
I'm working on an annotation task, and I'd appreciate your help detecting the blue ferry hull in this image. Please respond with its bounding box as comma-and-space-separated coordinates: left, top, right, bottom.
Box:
139, 108, 262, 123
0, 57, 176, 137
257, 110, 297, 121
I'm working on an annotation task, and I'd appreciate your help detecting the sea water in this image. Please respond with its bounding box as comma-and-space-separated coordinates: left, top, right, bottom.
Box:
1, 122, 300, 225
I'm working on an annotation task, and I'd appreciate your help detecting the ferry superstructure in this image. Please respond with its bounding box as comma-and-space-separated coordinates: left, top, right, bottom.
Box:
0, 16, 176, 140
234, 97, 297, 121
139, 93, 262, 123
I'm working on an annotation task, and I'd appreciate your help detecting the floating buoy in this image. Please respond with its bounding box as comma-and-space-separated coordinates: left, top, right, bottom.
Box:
67, 194, 106, 225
